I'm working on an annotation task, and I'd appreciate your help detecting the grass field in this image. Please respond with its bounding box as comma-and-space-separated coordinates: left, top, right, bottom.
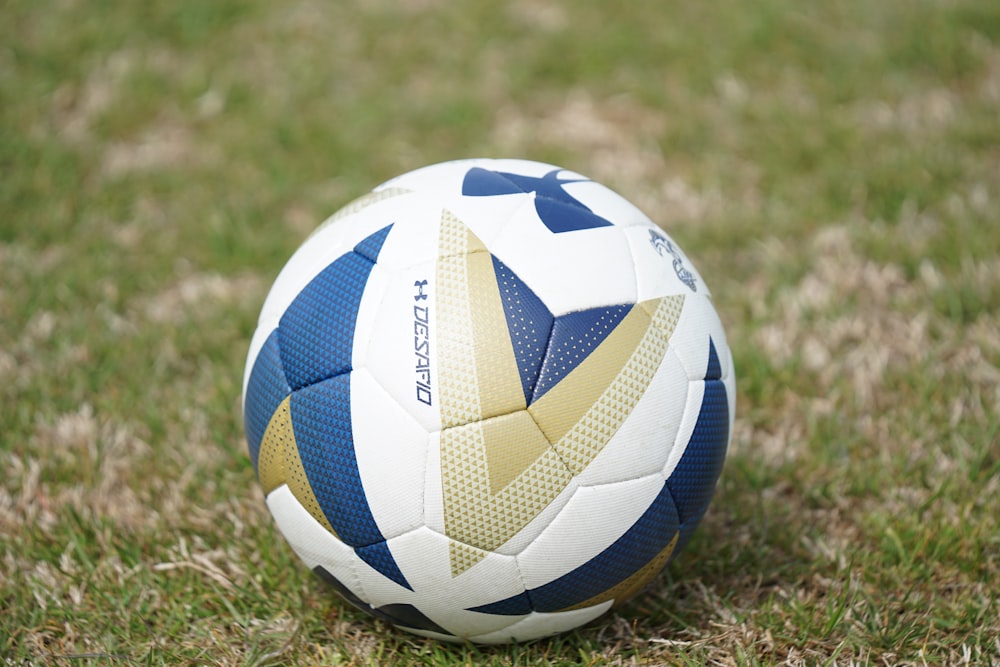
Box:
2, 0, 999, 664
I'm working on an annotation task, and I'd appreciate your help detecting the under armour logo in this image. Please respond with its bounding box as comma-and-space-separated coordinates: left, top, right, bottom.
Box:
414, 279, 429, 301
462, 167, 613, 234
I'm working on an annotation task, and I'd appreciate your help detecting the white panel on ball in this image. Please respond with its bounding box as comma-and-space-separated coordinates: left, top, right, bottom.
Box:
515, 475, 664, 590
360, 527, 528, 637
446, 191, 529, 251
266, 484, 363, 594
574, 346, 689, 487
667, 295, 729, 381
349, 264, 388, 373
422, 431, 444, 535
662, 379, 705, 481
360, 193, 444, 272
489, 205, 636, 315
494, 476, 581, 557
361, 259, 441, 432
349, 369, 429, 541
624, 223, 709, 302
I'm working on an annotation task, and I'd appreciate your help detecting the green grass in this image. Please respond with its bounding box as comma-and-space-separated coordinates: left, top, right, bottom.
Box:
2, 0, 999, 664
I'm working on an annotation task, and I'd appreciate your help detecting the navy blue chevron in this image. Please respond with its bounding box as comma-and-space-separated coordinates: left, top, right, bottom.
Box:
353, 224, 393, 263
704, 337, 723, 381
278, 224, 410, 589
356, 541, 413, 592
489, 255, 635, 407
291, 360, 411, 590
491, 255, 553, 406
532, 304, 633, 403
463, 167, 613, 234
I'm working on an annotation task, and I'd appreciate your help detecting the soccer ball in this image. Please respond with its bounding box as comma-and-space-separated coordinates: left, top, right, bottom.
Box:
242, 159, 734, 643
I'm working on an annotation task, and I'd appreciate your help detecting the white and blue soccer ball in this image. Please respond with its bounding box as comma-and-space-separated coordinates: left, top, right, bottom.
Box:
242, 159, 735, 643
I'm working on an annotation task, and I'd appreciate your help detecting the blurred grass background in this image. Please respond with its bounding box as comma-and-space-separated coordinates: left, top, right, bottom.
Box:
2, 0, 999, 664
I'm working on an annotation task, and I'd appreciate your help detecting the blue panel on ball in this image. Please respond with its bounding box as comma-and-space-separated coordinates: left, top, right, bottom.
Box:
705, 337, 723, 381
289, 375, 365, 539
667, 339, 730, 525
532, 304, 632, 403
278, 225, 391, 391
278, 253, 370, 390
470, 484, 681, 615
533, 196, 613, 234
469, 590, 533, 616
291, 376, 412, 590
353, 224, 393, 264
243, 328, 290, 471
356, 541, 412, 591
491, 255, 553, 406
462, 167, 526, 197
462, 167, 613, 234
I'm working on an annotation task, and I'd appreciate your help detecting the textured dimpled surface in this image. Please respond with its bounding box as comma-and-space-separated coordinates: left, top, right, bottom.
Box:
667, 343, 730, 526
242, 159, 734, 644
278, 252, 372, 391
491, 255, 553, 404
533, 305, 632, 401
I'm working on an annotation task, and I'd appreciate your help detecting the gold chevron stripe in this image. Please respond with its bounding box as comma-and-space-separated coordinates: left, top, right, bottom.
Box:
527, 306, 652, 449
436, 208, 688, 577
441, 412, 573, 574
436, 210, 483, 430
257, 396, 338, 538
639, 294, 685, 340
539, 295, 685, 475
467, 251, 526, 420
483, 410, 552, 494
449, 539, 490, 577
